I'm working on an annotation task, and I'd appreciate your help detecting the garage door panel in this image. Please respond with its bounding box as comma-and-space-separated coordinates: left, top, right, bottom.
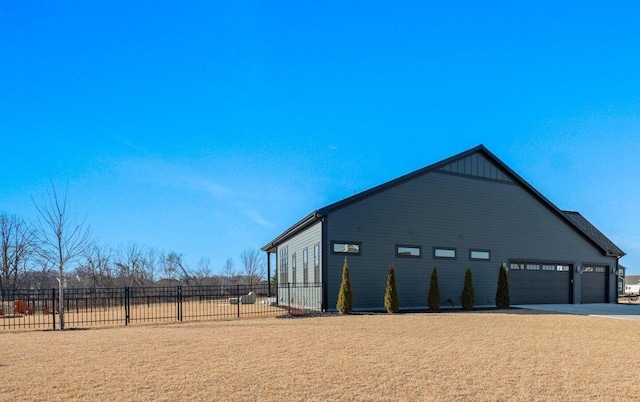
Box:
581, 266, 607, 303
508, 264, 571, 304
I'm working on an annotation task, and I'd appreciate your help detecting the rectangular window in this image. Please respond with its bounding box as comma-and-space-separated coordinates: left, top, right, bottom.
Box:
556, 265, 570, 272
396, 245, 421, 258
291, 252, 297, 283
510, 263, 524, 270
332, 241, 361, 255
314, 243, 320, 283
283, 247, 288, 272
526, 264, 540, 271
279, 246, 288, 284
302, 248, 309, 286
433, 247, 456, 259
541, 264, 555, 271
469, 249, 490, 261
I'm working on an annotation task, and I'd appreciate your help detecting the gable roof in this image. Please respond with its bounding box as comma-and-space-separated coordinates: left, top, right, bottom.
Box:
262, 144, 624, 257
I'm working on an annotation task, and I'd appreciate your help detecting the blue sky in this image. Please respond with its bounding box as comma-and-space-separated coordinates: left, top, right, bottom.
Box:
1, 1, 639, 275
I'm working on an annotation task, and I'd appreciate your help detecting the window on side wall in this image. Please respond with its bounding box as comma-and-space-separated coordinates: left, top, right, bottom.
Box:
396, 245, 421, 258
302, 248, 308, 286
433, 247, 456, 259
279, 246, 288, 284
469, 249, 490, 261
314, 243, 320, 284
331, 241, 361, 255
292, 252, 297, 283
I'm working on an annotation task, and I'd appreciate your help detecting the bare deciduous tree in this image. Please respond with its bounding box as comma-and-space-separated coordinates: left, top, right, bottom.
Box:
0, 213, 34, 296
192, 257, 211, 285
142, 248, 160, 283
33, 181, 92, 330
240, 248, 265, 286
222, 257, 237, 285
76, 245, 113, 289
162, 252, 193, 285
114, 243, 149, 287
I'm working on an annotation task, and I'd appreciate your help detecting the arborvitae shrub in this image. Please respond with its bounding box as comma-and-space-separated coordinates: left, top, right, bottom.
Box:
427, 267, 441, 312
461, 267, 475, 311
336, 257, 353, 314
384, 266, 400, 313
495, 264, 510, 308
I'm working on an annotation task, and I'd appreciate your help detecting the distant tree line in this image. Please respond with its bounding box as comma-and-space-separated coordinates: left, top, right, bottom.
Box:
1, 187, 266, 294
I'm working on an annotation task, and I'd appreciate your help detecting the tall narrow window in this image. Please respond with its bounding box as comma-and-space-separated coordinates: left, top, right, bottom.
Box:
303, 248, 309, 286
292, 252, 297, 283
314, 243, 320, 283
279, 246, 288, 284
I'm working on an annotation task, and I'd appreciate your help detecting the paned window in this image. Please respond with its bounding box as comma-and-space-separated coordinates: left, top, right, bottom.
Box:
584, 265, 607, 273
279, 246, 288, 284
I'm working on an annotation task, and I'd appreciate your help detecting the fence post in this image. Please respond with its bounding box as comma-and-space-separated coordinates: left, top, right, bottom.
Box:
177, 286, 183, 322
124, 287, 130, 325
236, 284, 240, 318
288, 282, 291, 314
52, 288, 56, 330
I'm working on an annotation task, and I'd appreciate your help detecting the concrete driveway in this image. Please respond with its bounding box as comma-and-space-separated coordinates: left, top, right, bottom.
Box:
513, 303, 640, 321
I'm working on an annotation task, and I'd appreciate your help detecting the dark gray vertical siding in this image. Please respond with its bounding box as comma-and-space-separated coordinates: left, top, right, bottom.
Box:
326, 171, 616, 310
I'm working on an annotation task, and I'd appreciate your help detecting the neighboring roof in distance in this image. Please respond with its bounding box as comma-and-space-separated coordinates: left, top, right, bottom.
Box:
625, 275, 640, 285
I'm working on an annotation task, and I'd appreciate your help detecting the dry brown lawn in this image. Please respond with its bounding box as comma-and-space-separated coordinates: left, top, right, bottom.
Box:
1, 310, 639, 401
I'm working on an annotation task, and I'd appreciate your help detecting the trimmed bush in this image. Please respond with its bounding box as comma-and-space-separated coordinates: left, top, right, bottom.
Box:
427, 267, 441, 312
384, 266, 400, 313
336, 257, 353, 314
461, 267, 475, 311
495, 264, 510, 308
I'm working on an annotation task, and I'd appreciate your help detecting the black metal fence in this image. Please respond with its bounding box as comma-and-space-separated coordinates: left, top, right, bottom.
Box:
0, 282, 323, 330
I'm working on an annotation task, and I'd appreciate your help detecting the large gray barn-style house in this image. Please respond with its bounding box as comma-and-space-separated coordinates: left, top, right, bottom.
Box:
262, 145, 624, 311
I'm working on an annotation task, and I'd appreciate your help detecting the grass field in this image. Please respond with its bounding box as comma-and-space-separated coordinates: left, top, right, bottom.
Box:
1, 310, 639, 401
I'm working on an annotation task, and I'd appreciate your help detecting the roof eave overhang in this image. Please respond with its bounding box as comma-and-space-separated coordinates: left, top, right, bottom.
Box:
261, 211, 324, 253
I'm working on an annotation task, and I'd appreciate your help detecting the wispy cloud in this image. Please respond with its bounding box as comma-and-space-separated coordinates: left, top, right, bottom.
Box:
328, 145, 338, 151
115, 156, 233, 199
245, 209, 272, 227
